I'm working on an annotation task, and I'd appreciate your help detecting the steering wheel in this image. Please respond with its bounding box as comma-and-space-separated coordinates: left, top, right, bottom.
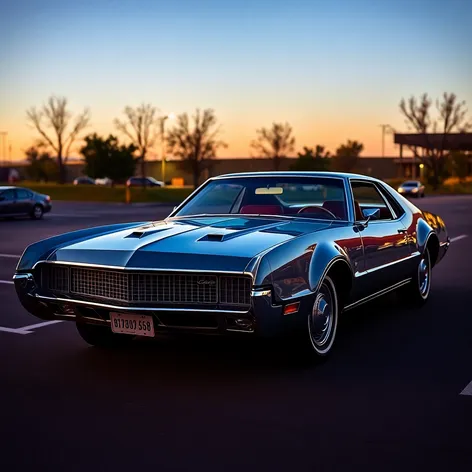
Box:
297, 206, 337, 219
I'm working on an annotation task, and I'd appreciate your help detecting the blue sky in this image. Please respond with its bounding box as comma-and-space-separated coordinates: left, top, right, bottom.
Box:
0, 0, 471, 158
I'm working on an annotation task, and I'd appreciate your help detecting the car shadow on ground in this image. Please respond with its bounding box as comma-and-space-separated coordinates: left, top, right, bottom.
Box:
52, 289, 438, 385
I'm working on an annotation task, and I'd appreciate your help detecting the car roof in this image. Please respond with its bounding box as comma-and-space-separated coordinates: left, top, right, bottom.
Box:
0, 186, 16, 191
213, 171, 384, 183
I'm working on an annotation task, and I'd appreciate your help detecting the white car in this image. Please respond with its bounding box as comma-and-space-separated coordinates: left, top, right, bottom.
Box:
95, 177, 113, 186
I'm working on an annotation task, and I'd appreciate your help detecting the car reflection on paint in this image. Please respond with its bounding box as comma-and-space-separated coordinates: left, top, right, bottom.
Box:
13, 172, 449, 361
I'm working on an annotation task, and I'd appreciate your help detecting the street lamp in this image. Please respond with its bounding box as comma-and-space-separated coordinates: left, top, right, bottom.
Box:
379, 124, 395, 157
160, 113, 175, 184
0, 131, 7, 165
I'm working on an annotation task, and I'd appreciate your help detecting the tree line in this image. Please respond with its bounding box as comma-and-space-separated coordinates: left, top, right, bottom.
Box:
25, 92, 471, 187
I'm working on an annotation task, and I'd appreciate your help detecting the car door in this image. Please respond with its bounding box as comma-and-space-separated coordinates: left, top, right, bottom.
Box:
15, 189, 34, 214
351, 180, 412, 294
0, 189, 18, 215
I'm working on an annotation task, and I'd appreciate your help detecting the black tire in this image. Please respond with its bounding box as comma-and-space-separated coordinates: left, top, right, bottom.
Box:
30, 204, 44, 220
289, 275, 339, 362
421, 192, 425, 198
400, 248, 431, 306
76, 322, 134, 348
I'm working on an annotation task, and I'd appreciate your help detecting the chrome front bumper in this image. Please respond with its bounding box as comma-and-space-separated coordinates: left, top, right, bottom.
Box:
13, 273, 295, 336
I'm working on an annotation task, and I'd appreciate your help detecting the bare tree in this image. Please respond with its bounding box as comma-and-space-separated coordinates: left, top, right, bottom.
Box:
114, 104, 159, 184
251, 122, 295, 171
399, 92, 471, 189
166, 109, 227, 188
26, 96, 89, 183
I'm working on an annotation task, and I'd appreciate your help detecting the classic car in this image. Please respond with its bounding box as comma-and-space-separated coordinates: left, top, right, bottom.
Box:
13, 172, 449, 358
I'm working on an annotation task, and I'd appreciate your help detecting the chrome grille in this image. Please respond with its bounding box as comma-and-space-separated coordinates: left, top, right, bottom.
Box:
40, 264, 251, 307
42, 264, 69, 293
219, 276, 251, 306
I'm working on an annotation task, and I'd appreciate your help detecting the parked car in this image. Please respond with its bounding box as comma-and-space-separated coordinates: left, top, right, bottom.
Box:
398, 180, 425, 198
0, 186, 51, 219
73, 176, 96, 185
13, 172, 449, 359
95, 177, 113, 186
126, 176, 164, 187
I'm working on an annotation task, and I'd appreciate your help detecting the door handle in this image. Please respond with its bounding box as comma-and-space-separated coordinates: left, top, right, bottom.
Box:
397, 229, 407, 234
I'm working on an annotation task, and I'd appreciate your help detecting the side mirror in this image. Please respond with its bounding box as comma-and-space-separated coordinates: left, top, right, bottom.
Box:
361, 208, 380, 222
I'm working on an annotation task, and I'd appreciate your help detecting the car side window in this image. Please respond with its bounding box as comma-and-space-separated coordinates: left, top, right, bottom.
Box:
16, 189, 32, 200
0, 189, 16, 201
378, 184, 405, 218
351, 181, 394, 221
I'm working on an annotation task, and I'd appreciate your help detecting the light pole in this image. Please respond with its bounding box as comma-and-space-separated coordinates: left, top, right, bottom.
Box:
0, 131, 7, 166
160, 113, 175, 184
379, 124, 395, 157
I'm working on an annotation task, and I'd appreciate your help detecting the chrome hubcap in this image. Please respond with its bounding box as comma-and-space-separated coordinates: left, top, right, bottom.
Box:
309, 284, 334, 347
418, 252, 430, 297
34, 207, 42, 217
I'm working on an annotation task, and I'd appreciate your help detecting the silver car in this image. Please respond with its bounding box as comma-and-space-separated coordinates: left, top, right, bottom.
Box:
397, 180, 425, 198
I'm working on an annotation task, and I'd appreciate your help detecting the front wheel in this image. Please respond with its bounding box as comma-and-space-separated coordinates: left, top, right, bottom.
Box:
307, 275, 339, 357
76, 322, 134, 348
400, 249, 431, 306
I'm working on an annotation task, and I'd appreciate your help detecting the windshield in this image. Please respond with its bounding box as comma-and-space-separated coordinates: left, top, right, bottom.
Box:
174, 176, 347, 220
402, 181, 419, 186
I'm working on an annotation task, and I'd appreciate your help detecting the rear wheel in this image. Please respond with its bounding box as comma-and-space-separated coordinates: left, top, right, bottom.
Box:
401, 248, 431, 306
76, 322, 134, 348
30, 204, 43, 220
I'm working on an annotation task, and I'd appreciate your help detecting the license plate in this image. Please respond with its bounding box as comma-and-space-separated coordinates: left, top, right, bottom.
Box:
110, 312, 155, 337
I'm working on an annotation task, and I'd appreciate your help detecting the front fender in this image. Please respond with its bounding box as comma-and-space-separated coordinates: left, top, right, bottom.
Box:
308, 242, 354, 294
16, 221, 148, 271
261, 239, 353, 301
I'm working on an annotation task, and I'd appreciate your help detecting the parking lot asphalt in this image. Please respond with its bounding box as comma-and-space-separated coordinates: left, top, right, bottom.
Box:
0, 197, 471, 472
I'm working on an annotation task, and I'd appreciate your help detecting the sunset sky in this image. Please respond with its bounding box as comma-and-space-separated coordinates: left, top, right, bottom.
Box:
0, 0, 471, 160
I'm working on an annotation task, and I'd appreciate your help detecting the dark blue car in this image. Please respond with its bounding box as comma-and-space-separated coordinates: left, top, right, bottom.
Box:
12, 172, 449, 360
0, 186, 52, 219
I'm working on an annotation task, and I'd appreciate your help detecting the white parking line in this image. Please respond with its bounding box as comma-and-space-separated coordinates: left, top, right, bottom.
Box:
460, 380, 472, 396
0, 320, 63, 335
20, 320, 63, 330
450, 234, 468, 243
0, 326, 32, 335
0, 253, 20, 259
0, 280, 14, 285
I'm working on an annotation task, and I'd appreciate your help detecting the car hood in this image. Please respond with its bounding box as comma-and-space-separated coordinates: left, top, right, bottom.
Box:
48, 216, 337, 272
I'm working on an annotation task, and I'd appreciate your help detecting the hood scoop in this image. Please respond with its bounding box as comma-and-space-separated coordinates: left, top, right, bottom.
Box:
197, 221, 289, 243
126, 228, 168, 239
198, 233, 226, 242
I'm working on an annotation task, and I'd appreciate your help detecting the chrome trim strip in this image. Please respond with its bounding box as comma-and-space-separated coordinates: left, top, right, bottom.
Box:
33, 294, 251, 314
251, 289, 271, 297
31, 260, 254, 280
12, 273, 33, 281
343, 279, 411, 311
355, 253, 420, 277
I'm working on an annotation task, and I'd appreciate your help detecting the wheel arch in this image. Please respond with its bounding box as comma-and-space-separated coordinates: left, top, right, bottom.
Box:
425, 232, 440, 267
309, 242, 354, 309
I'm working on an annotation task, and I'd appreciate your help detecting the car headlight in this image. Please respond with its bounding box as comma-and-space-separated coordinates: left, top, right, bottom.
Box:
398, 187, 403, 192
411, 188, 418, 193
